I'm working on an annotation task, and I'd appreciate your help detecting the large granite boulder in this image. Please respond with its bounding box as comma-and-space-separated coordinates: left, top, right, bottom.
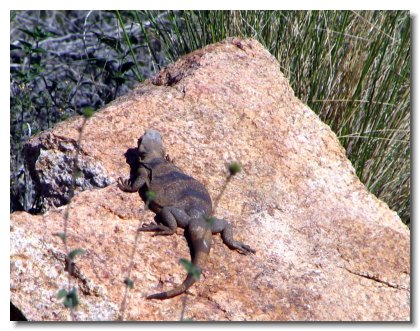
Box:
10, 38, 409, 321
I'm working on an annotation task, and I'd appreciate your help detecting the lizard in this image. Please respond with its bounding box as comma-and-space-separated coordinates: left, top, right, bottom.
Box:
117, 129, 255, 300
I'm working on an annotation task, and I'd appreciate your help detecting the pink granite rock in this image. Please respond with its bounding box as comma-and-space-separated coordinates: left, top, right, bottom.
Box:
11, 38, 409, 321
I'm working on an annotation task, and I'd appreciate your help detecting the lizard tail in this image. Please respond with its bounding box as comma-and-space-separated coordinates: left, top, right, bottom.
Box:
146, 272, 198, 300
147, 219, 212, 300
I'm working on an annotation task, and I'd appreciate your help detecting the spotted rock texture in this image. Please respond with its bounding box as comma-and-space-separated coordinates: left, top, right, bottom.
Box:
23, 132, 112, 208
10, 38, 410, 321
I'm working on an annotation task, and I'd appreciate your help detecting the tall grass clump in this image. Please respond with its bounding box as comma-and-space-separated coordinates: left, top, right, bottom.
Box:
119, 10, 410, 226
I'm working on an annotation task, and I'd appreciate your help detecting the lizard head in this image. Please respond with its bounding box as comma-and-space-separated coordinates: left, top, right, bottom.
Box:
138, 129, 166, 160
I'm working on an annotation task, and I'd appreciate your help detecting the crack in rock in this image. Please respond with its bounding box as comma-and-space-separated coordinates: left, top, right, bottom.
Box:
340, 266, 409, 292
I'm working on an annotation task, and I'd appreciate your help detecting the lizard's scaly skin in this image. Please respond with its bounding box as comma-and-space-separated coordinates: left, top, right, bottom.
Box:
118, 129, 255, 300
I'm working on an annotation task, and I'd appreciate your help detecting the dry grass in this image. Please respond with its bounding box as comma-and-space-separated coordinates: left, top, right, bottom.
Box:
127, 10, 410, 226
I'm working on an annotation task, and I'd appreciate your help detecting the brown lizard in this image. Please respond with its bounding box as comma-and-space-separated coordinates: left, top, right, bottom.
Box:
117, 129, 255, 299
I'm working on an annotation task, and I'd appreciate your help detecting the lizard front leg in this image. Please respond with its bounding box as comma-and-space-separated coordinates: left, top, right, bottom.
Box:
117, 167, 148, 193
210, 217, 256, 254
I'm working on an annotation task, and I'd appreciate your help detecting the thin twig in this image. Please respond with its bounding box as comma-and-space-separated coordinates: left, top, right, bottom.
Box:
61, 116, 89, 320
118, 227, 141, 321
212, 175, 232, 215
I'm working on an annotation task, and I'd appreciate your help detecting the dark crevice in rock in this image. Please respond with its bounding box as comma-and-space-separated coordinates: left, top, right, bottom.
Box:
204, 295, 231, 320
50, 249, 102, 296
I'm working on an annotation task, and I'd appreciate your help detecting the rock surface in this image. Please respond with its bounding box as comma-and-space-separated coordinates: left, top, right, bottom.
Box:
10, 38, 410, 321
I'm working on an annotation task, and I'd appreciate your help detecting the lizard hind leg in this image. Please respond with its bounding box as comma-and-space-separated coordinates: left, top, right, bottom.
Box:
211, 218, 256, 254
139, 206, 188, 236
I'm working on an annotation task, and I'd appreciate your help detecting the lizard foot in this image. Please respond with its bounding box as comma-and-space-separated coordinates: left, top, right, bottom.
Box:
137, 222, 160, 232
137, 223, 176, 236
232, 242, 256, 255
117, 177, 132, 191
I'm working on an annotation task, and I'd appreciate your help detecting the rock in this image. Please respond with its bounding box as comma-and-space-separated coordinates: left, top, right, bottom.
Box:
10, 38, 410, 321
24, 132, 112, 209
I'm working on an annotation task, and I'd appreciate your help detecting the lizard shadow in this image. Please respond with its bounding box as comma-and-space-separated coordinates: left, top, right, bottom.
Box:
122, 146, 149, 205
123, 147, 141, 183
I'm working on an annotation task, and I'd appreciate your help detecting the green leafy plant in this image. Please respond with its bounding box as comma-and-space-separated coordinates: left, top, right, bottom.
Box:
57, 288, 80, 309
124, 278, 134, 289
145, 190, 156, 210
179, 258, 201, 281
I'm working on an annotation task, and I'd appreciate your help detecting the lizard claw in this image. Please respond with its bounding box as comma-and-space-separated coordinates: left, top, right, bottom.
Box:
137, 223, 176, 236
152, 230, 176, 236
137, 222, 158, 232
236, 243, 256, 255
117, 177, 131, 191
